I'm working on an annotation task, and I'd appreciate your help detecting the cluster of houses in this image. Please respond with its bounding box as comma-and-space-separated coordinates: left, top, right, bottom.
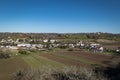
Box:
77, 41, 104, 53
1, 37, 119, 54
0, 38, 56, 49
0, 38, 106, 53
0, 38, 56, 44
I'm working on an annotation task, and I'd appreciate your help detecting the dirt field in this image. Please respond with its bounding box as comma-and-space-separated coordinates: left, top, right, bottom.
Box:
39, 51, 120, 68
103, 44, 120, 50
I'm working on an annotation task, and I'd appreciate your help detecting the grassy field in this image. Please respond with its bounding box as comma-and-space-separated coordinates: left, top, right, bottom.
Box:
0, 56, 28, 80
22, 54, 65, 68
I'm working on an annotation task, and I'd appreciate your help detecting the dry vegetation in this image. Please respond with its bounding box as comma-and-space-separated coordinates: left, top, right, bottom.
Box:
13, 66, 107, 80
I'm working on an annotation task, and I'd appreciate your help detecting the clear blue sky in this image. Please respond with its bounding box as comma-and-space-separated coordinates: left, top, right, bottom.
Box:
0, 0, 120, 33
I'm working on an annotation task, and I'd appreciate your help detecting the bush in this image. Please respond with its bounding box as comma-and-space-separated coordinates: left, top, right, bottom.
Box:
0, 53, 11, 59
19, 50, 30, 55
29, 49, 37, 52
59, 46, 68, 49
94, 62, 120, 80
13, 66, 107, 80
0, 49, 11, 59
68, 48, 74, 51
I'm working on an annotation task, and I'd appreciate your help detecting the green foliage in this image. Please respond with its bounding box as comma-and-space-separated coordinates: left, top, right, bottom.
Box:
19, 50, 30, 55
91, 64, 102, 68
29, 49, 37, 53
0, 53, 11, 59
59, 45, 68, 49
68, 48, 74, 51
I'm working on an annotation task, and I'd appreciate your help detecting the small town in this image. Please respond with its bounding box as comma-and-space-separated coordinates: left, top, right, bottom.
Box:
0, 37, 105, 53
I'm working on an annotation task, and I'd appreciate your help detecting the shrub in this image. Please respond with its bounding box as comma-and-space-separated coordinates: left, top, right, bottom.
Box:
68, 48, 74, 51
59, 46, 68, 49
29, 49, 37, 52
13, 66, 107, 80
0, 49, 11, 59
19, 50, 30, 55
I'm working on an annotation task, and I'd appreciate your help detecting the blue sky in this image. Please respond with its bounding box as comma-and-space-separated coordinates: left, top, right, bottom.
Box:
0, 0, 120, 33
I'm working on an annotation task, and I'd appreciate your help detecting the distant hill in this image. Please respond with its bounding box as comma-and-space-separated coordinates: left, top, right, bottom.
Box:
0, 32, 120, 41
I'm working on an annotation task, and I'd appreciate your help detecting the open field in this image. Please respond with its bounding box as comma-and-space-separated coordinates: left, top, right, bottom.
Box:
22, 54, 65, 68
0, 56, 28, 80
0, 50, 120, 80
39, 50, 120, 67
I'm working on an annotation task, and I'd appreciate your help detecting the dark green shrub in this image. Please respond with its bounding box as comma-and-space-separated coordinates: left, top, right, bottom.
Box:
0, 53, 10, 59
19, 50, 30, 55
68, 48, 74, 51
59, 45, 68, 49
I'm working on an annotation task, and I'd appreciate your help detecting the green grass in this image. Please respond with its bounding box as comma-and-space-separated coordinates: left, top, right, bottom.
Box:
0, 56, 28, 80
22, 54, 65, 68
34, 55, 65, 67
22, 56, 42, 67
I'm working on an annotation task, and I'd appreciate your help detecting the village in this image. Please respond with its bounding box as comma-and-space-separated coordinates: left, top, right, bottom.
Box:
0, 37, 106, 53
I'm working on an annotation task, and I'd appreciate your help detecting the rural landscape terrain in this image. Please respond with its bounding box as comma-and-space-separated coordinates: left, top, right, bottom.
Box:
0, 0, 120, 80
0, 32, 120, 80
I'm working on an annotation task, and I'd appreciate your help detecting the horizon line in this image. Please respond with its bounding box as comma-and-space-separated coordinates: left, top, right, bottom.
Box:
0, 32, 119, 34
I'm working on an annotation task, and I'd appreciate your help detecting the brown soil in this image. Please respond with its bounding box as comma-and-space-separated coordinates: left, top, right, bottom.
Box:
103, 45, 120, 50
39, 51, 120, 68
58, 51, 113, 66
40, 53, 89, 67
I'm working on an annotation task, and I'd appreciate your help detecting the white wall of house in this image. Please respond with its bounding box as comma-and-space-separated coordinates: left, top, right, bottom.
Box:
69, 44, 75, 48
50, 40, 56, 43
43, 39, 48, 43
17, 44, 31, 47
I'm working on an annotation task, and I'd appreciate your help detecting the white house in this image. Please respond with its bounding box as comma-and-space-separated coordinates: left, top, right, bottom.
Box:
17, 44, 31, 47
43, 39, 48, 43
15, 38, 20, 43
80, 43, 85, 48
50, 40, 56, 43
1, 39, 6, 43
116, 49, 120, 53
38, 44, 44, 48
98, 47, 103, 51
9, 46, 18, 50
90, 43, 100, 48
69, 44, 75, 48
7, 39, 14, 43
0, 46, 4, 48
76, 43, 80, 46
